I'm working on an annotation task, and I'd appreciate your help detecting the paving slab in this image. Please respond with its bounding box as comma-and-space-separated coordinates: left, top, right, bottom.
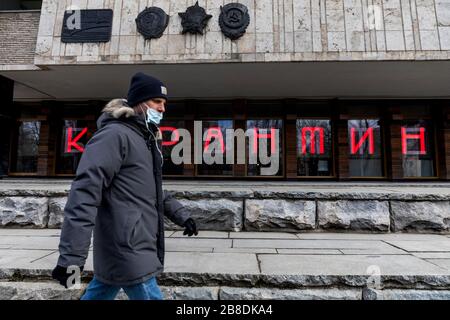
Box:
276, 249, 343, 255
166, 246, 214, 253
259, 254, 449, 276
340, 249, 410, 255
19, 250, 94, 271
426, 259, 450, 271
0, 229, 61, 236
164, 252, 259, 274
165, 231, 175, 237
213, 248, 277, 254
229, 232, 299, 239
296, 233, 448, 241
413, 253, 450, 259
0, 249, 57, 269
385, 240, 450, 252
233, 239, 407, 254
170, 231, 229, 238
165, 238, 232, 248
0, 236, 59, 250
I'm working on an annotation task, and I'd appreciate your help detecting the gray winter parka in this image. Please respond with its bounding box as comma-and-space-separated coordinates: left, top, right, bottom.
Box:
56, 100, 190, 286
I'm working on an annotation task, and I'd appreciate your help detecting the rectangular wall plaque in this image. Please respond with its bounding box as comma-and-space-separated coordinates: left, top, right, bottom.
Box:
61, 9, 113, 43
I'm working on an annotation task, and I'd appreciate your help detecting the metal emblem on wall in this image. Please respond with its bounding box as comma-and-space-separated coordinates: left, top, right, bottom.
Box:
218, 3, 250, 40
136, 7, 169, 39
61, 9, 113, 43
178, 1, 212, 35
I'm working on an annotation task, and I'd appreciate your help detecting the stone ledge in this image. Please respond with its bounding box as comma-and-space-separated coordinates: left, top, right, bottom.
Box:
0, 282, 220, 300
2, 280, 450, 300
2, 269, 450, 291
1, 181, 450, 233
3, 188, 450, 201
219, 287, 362, 300
363, 288, 450, 300
1, 195, 450, 233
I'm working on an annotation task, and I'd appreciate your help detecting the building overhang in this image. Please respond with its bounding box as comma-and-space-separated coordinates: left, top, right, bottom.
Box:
2, 60, 450, 102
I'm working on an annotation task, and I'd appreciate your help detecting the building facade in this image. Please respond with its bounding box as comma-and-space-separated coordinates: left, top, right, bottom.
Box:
1, 0, 450, 181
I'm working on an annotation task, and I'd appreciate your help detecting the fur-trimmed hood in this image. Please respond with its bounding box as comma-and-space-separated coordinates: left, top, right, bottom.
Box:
97, 99, 161, 139
102, 99, 136, 119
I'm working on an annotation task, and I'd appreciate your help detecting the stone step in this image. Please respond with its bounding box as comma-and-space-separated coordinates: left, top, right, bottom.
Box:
1, 230, 450, 299
2, 281, 450, 300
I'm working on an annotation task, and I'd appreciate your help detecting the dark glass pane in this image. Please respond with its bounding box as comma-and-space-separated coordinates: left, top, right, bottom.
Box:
0, 0, 42, 10
16, 121, 40, 173
160, 120, 185, 176
56, 120, 89, 174
196, 102, 233, 118
197, 120, 233, 176
246, 119, 283, 176
348, 119, 383, 177
0, 118, 11, 176
401, 120, 435, 177
297, 119, 333, 176
164, 102, 185, 118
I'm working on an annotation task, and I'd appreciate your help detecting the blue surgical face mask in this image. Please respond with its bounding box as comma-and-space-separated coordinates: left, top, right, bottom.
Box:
144, 105, 163, 125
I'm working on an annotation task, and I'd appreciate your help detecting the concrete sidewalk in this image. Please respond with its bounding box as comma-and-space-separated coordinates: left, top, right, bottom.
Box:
1, 229, 450, 300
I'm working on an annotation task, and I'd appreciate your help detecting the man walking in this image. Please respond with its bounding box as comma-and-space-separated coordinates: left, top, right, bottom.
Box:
52, 72, 198, 300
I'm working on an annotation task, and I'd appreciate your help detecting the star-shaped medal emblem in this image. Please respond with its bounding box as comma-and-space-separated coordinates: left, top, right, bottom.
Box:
178, 1, 212, 35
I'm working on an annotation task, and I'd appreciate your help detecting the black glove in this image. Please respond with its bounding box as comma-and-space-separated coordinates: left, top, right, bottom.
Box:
183, 218, 198, 237
52, 265, 84, 288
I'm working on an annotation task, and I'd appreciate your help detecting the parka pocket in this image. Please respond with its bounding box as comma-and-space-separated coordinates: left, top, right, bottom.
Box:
122, 210, 143, 248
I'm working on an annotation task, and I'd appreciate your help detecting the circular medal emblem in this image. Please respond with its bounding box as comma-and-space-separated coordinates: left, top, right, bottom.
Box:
136, 7, 169, 39
219, 3, 250, 40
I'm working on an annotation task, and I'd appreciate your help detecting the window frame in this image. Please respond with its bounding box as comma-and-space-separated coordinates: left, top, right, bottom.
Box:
399, 119, 439, 179
346, 118, 387, 179
8, 118, 43, 175
295, 117, 336, 179
244, 118, 285, 178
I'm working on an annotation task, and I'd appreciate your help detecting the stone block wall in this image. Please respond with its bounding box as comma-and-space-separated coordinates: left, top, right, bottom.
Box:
35, 0, 450, 65
1, 189, 450, 233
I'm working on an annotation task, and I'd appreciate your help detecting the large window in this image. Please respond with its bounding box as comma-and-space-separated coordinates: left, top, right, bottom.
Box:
160, 120, 186, 176
348, 119, 383, 177
14, 121, 40, 173
197, 120, 234, 176
401, 120, 435, 177
297, 119, 333, 176
5, 100, 448, 181
246, 119, 283, 176
56, 120, 90, 174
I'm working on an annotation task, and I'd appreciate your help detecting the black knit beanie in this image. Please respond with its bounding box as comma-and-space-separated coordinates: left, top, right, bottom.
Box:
126, 72, 168, 107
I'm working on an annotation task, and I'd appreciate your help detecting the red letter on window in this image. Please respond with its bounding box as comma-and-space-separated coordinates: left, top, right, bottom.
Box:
160, 126, 180, 147
204, 127, 225, 153
251, 128, 277, 154
66, 127, 88, 153
301, 127, 324, 154
401, 127, 426, 155
350, 127, 374, 155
